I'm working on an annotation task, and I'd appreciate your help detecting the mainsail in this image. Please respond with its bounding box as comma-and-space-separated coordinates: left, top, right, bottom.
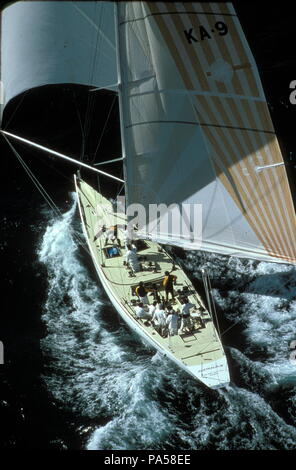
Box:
117, 2, 296, 264
1, 1, 295, 265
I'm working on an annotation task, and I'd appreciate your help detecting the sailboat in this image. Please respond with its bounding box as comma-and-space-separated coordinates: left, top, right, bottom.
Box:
1, 2, 295, 390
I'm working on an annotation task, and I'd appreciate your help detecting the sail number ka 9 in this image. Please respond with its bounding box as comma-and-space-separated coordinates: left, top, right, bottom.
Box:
184, 21, 228, 44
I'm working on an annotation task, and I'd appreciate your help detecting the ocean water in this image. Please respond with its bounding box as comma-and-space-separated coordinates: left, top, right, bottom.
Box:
1, 3, 296, 450
28, 196, 296, 450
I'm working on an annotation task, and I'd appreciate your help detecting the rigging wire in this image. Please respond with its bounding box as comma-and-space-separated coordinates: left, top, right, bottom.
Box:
200, 250, 222, 339
198, 248, 296, 340
116, 181, 125, 198
206, 270, 222, 339
71, 89, 86, 161
93, 93, 117, 162
3, 135, 91, 255
82, 2, 102, 162
3, 90, 30, 131
77, 2, 119, 167
4, 135, 61, 217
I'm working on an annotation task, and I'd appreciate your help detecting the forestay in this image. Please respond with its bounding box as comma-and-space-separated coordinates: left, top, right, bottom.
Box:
117, 2, 296, 264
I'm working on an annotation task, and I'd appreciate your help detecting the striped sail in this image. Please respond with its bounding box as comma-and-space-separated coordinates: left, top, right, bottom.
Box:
117, 2, 296, 264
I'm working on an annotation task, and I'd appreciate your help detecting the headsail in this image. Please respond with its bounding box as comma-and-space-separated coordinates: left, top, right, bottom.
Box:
117, 2, 296, 264
1, 1, 117, 117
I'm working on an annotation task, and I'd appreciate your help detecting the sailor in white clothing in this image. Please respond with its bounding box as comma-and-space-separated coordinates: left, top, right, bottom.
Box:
152, 304, 167, 335
134, 302, 152, 320
181, 301, 195, 316
153, 306, 166, 326
104, 225, 121, 246
148, 301, 157, 317
179, 297, 194, 332
123, 228, 132, 247
123, 226, 137, 248
125, 244, 140, 273
166, 310, 179, 336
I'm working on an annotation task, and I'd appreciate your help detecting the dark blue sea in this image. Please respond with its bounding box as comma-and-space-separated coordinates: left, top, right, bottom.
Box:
1, 2, 296, 451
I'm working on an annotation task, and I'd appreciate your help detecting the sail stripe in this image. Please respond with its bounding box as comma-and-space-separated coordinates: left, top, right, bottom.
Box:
119, 2, 237, 26
214, 131, 295, 260
254, 101, 274, 131
158, 1, 284, 253
196, 109, 281, 256
224, 3, 236, 15
160, 3, 210, 92
217, 2, 236, 15
146, 4, 196, 91
148, 2, 296, 261
159, 1, 227, 99
205, 143, 279, 257
185, 3, 227, 95
258, 140, 296, 249
225, 97, 295, 257
207, 2, 260, 99
210, 160, 280, 258
120, 2, 296, 263
241, 99, 274, 134
211, 97, 293, 258
182, 2, 293, 260
219, 2, 261, 98
182, 5, 293, 260
196, 2, 243, 96
200, 118, 287, 258
210, 127, 290, 258
240, 98, 296, 246
148, 3, 290, 259
220, 2, 260, 98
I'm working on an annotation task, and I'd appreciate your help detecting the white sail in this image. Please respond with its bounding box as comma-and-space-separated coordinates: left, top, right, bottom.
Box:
1, 1, 295, 265
0, 1, 117, 116
117, 2, 296, 265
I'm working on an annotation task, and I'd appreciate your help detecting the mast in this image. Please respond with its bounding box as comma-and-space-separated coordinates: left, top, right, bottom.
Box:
114, 2, 128, 209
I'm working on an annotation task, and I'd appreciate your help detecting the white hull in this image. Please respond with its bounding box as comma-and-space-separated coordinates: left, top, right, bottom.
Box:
74, 175, 230, 389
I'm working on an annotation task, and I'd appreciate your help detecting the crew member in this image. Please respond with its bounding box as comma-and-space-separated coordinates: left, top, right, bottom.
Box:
179, 297, 194, 333
134, 302, 152, 320
163, 271, 177, 301
125, 244, 140, 273
105, 224, 121, 247
152, 303, 167, 336
93, 224, 107, 242
166, 309, 179, 337
135, 281, 150, 305
148, 301, 157, 317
